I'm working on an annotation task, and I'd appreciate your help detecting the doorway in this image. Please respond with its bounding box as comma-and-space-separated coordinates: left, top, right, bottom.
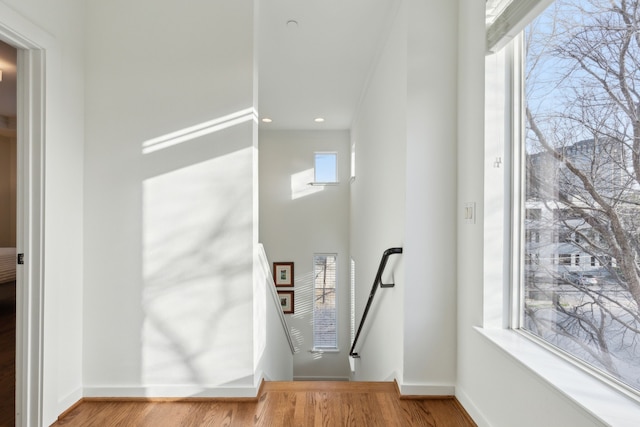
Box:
0, 14, 47, 423
0, 38, 17, 427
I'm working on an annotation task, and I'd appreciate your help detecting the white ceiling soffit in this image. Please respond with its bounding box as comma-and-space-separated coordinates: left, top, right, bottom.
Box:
486, 0, 513, 27
258, 0, 398, 130
486, 0, 555, 53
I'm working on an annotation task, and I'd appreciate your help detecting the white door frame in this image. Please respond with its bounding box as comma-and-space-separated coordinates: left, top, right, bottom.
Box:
0, 5, 50, 427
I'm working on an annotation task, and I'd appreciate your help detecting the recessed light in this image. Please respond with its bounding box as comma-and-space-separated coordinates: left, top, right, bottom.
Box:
287, 20, 299, 29
262, 118, 273, 123
314, 117, 325, 123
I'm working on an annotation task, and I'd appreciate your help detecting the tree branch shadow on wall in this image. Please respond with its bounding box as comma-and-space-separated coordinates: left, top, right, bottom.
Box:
140, 114, 256, 393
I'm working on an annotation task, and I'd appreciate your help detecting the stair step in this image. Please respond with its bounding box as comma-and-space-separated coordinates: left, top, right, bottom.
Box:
262, 380, 397, 394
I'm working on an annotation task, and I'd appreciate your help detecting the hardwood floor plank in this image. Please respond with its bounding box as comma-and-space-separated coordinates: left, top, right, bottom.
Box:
344, 391, 382, 427
185, 402, 241, 427
138, 402, 196, 427
52, 381, 477, 427
400, 399, 437, 427
311, 391, 331, 427
251, 391, 270, 427
419, 399, 476, 427
292, 389, 309, 426
279, 392, 299, 427
256, 390, 294, 427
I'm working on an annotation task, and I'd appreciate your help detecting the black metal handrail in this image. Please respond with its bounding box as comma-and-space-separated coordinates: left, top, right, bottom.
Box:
349, 247, 403, 358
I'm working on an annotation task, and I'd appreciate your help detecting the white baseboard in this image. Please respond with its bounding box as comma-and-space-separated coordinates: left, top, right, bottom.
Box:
455, 387, 490, 427
293, 376, 350, 382
58, 387, 83, 414
82, 384, 261, 399
396, 381, 455, 396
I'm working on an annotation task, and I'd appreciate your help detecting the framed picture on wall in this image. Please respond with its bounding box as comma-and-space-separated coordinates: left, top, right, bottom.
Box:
273, 262, 294, 287
277, 291, 294, 314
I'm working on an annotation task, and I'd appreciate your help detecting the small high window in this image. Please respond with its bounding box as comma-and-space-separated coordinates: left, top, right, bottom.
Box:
314, 152, 338, 184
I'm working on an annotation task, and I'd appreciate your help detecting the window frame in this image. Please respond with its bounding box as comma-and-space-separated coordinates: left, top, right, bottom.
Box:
481, 4, 640, 423
509, 19, 640, 401
312, 253, 339, 351
510, 32, 527, 330
313, 151, 339, 185
350, 142, 356, 182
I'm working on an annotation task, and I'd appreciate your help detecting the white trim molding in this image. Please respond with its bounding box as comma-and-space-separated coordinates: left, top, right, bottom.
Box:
455, 387, 492, 427
0, 3, 54, 425
486, 0, 555, 53
83, 385, 262, 400
14, 46, 46, 427
396, 378, 456, 397
293, 376, 350, 382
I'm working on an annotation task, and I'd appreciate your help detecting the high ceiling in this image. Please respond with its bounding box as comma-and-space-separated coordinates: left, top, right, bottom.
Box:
258, 0, 398, 130
0, 1, 399, 131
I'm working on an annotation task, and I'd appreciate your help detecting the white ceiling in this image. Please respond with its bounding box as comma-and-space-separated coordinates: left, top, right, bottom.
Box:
258, 0, 398, 130
0, 1, 399, 131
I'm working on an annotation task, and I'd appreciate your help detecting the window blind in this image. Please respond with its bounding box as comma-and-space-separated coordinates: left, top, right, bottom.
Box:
486, 0, 555, 53
313, 254, 337, 349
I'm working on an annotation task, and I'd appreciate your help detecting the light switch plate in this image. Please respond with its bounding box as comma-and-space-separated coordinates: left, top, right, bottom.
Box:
464, 202, 476, 224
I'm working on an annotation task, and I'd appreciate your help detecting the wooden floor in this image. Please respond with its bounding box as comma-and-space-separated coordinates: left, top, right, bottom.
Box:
0, 281, 15, 427
53, 381, 476, 427
0, 288, 475, 427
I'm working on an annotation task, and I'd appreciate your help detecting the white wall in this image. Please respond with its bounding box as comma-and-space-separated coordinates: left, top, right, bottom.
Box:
259, 129, 351, 380
456, 1, 607, 426
349, 1, 406, 382
402, 0, 458, 393
254, 245, 294, 382
349, 0, 458, 394
0, 0, 85, 424
83, 0, 259, 398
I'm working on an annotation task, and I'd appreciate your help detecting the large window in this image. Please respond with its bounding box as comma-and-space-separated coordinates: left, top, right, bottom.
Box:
520, 0, 640, 394
313, 254, 338, 349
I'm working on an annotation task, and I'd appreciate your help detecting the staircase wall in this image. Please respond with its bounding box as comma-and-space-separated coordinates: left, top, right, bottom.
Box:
259, 129, 351, 380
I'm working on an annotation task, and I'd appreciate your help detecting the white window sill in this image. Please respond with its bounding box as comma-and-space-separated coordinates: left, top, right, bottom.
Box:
310, 348, 340, 353
308, 182, 339, 186
475, 327, 640, 427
